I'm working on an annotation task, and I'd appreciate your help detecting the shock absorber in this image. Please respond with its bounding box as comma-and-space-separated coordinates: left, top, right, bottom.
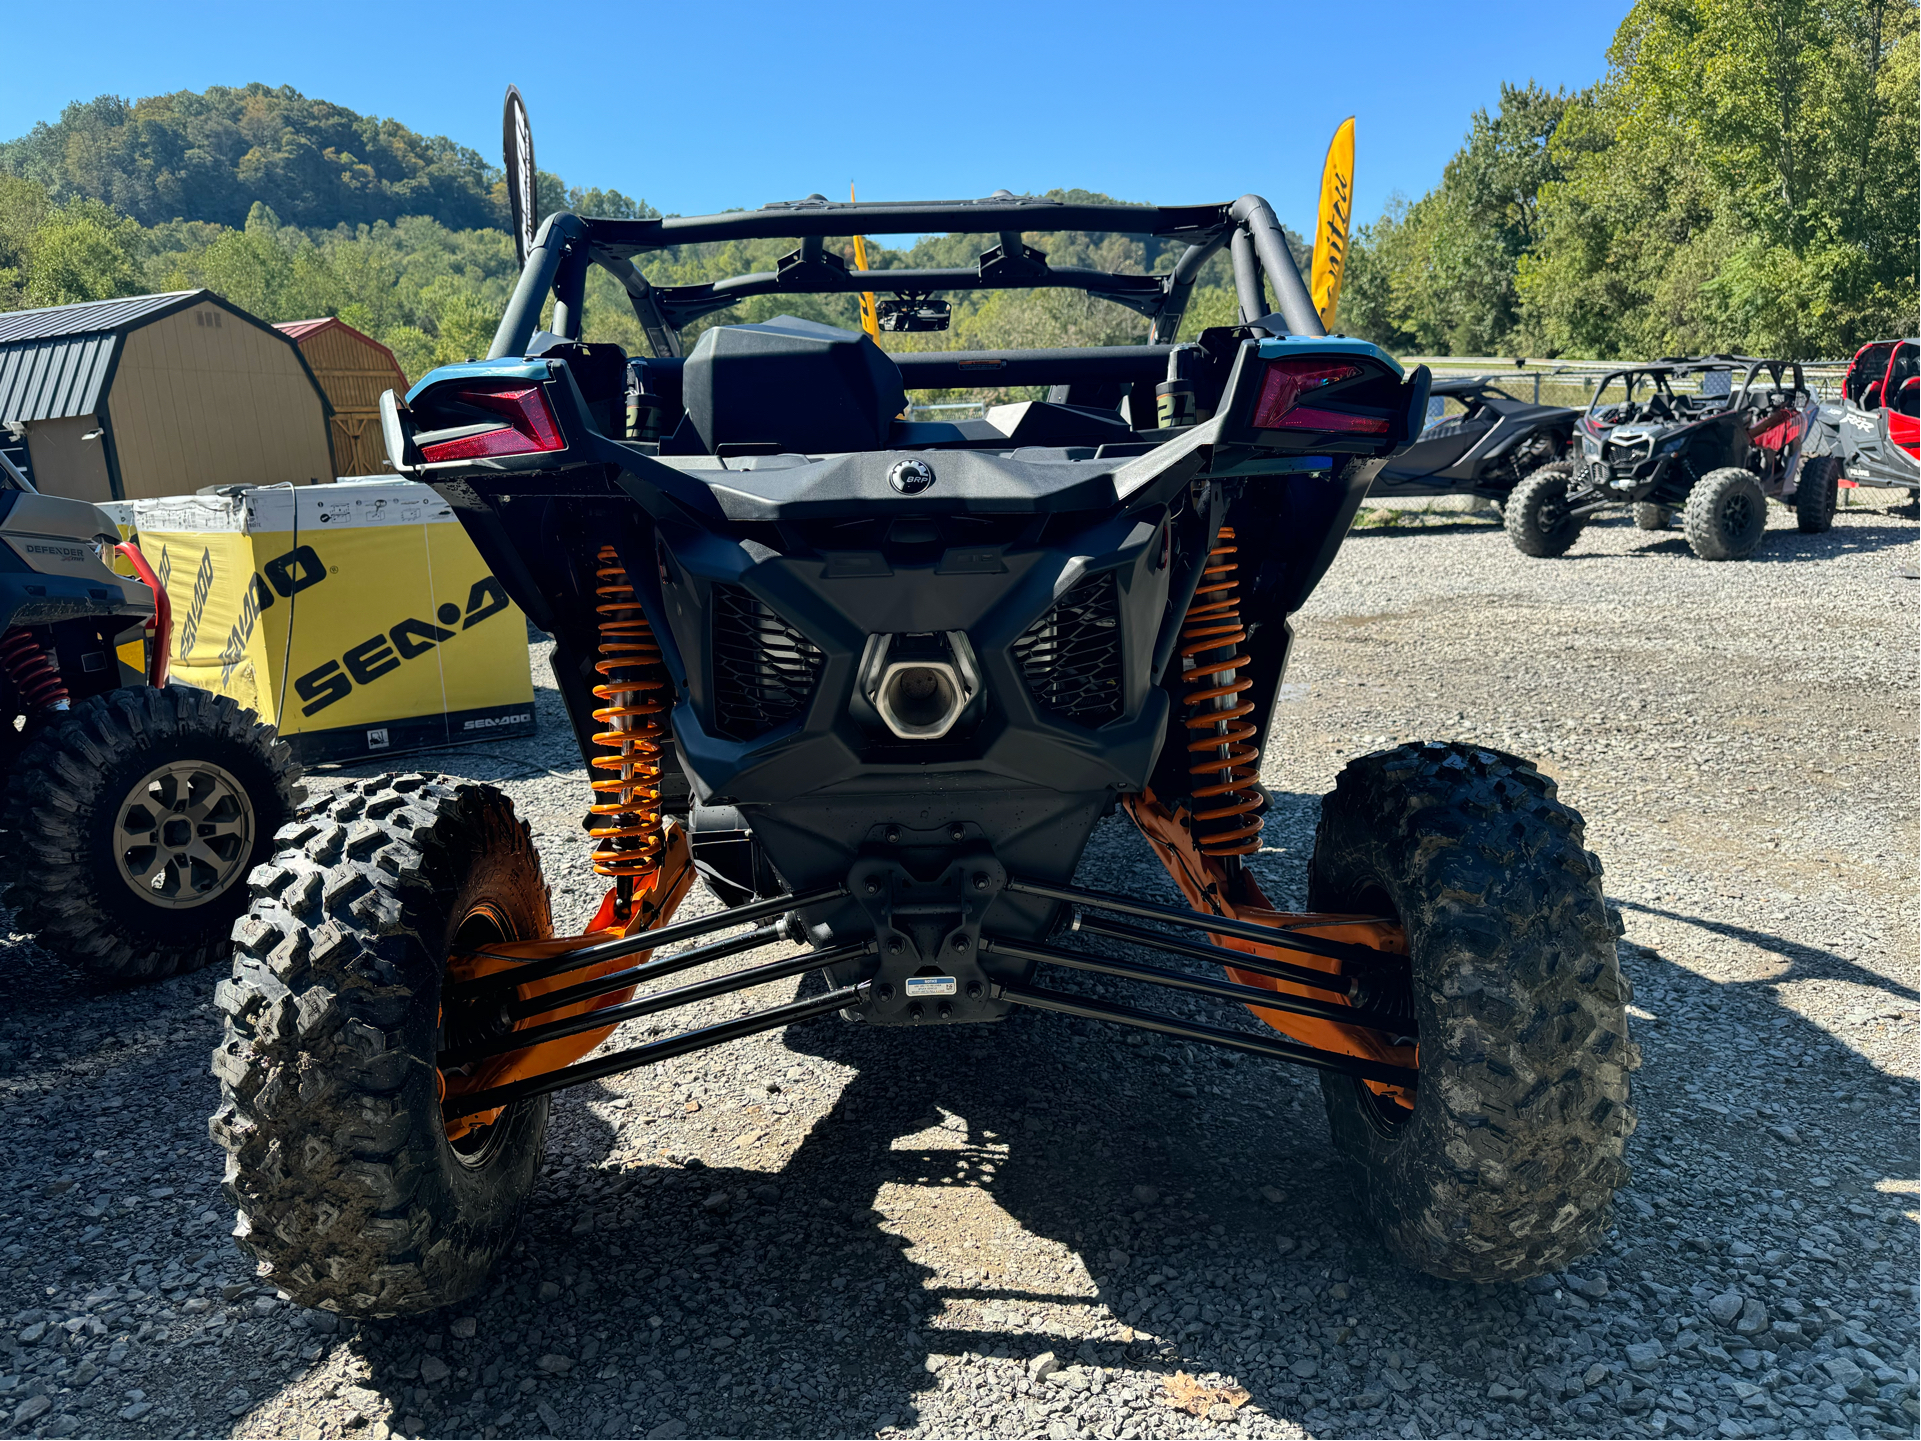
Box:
587, 545, 667, 918
1179, 525, 1263, 865
0, 628, 70, 712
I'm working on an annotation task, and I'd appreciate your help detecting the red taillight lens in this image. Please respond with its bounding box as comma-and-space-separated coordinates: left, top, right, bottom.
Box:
1252, 360, 1374, 431
417, 383, 564, 462
1272, 404, 1390, 435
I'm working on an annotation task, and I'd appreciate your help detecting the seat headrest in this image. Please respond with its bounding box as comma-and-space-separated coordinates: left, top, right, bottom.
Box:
680, 316, 907, 456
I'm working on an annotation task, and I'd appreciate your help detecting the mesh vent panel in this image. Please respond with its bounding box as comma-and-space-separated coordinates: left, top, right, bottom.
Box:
711, 585, 823, 739
1012, 572, 1123, 725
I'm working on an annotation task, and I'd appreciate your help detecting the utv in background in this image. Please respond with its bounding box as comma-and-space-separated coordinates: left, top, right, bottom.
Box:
1367, 375, 1574, 505
1812, 338, 1919, 501
0, 455, 301, 981
1507, 356, 1831, 561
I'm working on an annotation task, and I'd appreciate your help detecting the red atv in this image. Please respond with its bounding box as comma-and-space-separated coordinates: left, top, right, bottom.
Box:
1815, 338, 1919, 502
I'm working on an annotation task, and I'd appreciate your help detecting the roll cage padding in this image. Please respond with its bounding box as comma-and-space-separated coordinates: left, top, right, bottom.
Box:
487, 193, 1324, 363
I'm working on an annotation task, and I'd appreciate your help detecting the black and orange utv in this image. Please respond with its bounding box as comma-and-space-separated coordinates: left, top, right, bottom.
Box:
208, 181, 1636, 1317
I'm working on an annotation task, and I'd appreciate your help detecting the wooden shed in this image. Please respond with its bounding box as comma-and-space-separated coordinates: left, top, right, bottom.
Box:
276, 318, 409, 477
0, 290, 334, 503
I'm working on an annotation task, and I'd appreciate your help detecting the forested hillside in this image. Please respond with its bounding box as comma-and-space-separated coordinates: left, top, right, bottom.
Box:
5, 0, 1911, 375
1340, 0, 1917, 359
0, 88, 1253, 383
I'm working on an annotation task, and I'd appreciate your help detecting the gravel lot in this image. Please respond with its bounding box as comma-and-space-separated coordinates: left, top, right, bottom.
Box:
2, 496, 1916, 1441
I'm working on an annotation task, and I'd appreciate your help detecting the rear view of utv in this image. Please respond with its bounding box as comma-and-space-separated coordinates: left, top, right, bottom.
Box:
210, 191, 1638, 1317
1507, 355, 1829, 560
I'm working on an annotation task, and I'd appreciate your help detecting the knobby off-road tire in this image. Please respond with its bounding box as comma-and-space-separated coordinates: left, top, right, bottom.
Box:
210, 775, 553, 1317
1504, 462, 1582, 558
1794, 455, 1841, 534
1633, 503, 1672, 531
0, 686, 302, 981
1309, 742, 1639, 1283
1683, 467, 1768, 560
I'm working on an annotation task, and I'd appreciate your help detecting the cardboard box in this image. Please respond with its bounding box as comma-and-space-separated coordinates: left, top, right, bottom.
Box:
104, 480, 535, 761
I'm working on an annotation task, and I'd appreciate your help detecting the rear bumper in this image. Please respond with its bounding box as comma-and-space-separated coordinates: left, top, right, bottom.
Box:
0, 571, 152, 631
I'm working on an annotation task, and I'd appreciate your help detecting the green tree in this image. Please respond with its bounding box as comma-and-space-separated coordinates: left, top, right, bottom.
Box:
1519, 0, 1918, 356
1339, 83, 1573, 355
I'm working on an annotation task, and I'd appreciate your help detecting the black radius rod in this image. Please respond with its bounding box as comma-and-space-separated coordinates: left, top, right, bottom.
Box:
1072, 914, 1354, 998
981, 936, 1408, 1035
443, 884, 850, 1002
441, 941, 875, 1067
443, 983, 866, 1122
505, 925, 783, 1022
1005, 877, 1397, 971
998, 982, 1419, 1086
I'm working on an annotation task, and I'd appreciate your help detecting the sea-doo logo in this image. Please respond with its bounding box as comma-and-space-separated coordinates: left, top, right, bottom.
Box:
292, 577, 513, 717
889, 459, 935, 495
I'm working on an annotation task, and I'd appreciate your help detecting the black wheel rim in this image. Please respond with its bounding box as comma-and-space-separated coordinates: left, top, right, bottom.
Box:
1720, 490, 1756, 537
442, 903, 527, 1166
1345, 883, 1417, 1136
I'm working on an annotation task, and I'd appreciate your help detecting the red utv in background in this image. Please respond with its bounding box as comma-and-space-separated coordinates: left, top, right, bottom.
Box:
1816, 338, 1919, 499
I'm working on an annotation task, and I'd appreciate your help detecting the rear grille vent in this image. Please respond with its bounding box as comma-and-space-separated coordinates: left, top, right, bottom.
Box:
1012, 571, 1123, 726
711, 585, 823, 739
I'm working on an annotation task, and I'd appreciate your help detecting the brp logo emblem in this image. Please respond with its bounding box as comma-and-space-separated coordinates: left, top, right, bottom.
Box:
889, 459, 936, 495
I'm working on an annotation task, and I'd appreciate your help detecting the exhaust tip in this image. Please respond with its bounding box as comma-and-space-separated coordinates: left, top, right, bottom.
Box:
859, 631, 980, 741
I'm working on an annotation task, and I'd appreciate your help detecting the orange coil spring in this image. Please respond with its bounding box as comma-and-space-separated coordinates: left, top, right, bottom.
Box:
588, 546, 667, 882
0, 628, 70, 711
1179, 525, 1263, 857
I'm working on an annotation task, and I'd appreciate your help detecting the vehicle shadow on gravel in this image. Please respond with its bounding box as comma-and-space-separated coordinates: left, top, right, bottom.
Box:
320, 964, 1472, 1440
1594, 524, 1918, 565
1618, 899, 1921, 1005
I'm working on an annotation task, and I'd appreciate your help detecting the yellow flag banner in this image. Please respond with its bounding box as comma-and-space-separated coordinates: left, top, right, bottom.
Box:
1311, 118, 1355, 329
851, 184, 879, 342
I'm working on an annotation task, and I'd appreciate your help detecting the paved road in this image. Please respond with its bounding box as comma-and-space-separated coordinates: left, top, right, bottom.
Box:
1, 498, 1915, 1441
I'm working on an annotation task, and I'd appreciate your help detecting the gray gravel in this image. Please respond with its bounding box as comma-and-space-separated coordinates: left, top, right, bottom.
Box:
1, 497, 1916, 1441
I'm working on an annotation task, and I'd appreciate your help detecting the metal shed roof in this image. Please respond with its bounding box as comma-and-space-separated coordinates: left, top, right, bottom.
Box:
0, 291, 213, 425
0, 292, 199, 346
0, 333, 119, 424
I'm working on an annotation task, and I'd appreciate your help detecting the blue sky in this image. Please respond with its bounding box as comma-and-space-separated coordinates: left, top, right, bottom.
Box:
3, 1, 1628, 238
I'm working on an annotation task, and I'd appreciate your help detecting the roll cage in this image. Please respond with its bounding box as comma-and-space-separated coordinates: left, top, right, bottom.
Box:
486, 192, 1325, 363
1584, 356, 1809, 428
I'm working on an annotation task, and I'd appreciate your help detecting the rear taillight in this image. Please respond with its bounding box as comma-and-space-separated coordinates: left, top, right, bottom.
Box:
416, 383, 564, 462
1252, 360, 1387, 433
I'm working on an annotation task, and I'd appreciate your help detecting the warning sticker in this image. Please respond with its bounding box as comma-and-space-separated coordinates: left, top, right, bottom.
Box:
905, 975, 958, 998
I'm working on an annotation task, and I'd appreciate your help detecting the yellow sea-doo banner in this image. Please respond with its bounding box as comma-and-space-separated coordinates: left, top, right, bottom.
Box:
1311, 118, 1355, 330
121, 480, 535, 761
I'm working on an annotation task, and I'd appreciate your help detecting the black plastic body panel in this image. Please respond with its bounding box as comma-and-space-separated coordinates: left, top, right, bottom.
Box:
418, 325, 1421, 970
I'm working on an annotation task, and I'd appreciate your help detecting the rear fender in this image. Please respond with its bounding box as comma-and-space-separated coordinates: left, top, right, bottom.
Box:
383, 357, 724, 521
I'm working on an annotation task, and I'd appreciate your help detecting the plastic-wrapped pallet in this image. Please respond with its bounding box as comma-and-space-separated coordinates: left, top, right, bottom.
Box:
101, 479, 535, 761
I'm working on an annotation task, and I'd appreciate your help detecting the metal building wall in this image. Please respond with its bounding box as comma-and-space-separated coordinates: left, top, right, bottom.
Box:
24, 415, 114, 502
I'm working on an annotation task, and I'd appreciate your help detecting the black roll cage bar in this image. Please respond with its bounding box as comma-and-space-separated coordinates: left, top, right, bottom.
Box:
487, 192, 1325, 362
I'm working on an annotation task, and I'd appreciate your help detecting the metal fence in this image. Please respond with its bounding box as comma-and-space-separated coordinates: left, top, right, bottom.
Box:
903, 354, 1854, 424
1405, 356, 1850, 407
